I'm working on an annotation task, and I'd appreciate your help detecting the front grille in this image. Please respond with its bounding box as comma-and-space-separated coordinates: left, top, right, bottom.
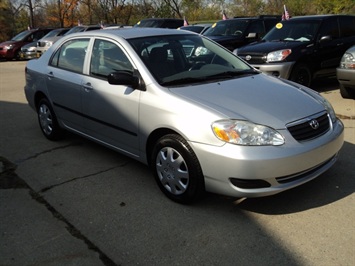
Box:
287, 112, 330, 141
239, 54, 266, 64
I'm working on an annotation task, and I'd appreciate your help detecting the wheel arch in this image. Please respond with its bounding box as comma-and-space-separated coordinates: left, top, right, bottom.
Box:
146, 128, 180, 167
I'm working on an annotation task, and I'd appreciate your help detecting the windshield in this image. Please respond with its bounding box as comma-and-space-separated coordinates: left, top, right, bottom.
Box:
43, 29, 68, 38
203, 20, 249, 36
11, 30, 31, 41
128, 34, 255, 86
263, 20, 321, 42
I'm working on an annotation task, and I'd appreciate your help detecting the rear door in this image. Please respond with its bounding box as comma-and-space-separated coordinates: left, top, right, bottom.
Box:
46, 38, 90, 131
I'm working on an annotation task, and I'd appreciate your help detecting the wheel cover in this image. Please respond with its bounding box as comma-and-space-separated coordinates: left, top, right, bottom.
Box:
156, 147, 189, 195
39, 104, 53, 135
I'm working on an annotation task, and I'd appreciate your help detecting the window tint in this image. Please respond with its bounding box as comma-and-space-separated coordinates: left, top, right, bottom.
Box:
247, 21, 264, 35
50, 38, 89, 73
339, 16, 355, 37
90, 39, 133, 78
318, 18, 339, 38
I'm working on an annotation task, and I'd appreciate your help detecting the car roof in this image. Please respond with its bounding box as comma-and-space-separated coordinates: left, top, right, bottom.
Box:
287, 14, 354, 20
66, 27, 194, 40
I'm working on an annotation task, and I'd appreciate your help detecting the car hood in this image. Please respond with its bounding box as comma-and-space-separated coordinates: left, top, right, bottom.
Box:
0, 40, 17, 47
170, 74, 324, 129
238, 40, 308, 54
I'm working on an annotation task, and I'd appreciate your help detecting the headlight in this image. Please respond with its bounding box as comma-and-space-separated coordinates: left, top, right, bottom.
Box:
45, 41, 53, 47
4, 44, 13, 50
339, 52, 355, 69
318, 97, 337, 123
266, 49, 291, 62
212, 120, 284, 146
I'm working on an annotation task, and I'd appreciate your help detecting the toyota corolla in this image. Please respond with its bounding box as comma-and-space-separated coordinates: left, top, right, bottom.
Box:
24, 28, 344, 203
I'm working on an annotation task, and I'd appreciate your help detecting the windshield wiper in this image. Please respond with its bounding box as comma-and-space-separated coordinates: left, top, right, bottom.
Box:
161, 77, 206, 86
206, 69, 259, 79
161, 69, 259, 86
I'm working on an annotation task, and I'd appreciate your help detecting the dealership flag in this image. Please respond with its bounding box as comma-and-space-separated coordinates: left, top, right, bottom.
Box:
184, 16, 189, 26
222, 10, 228, 20
282, 5, 290, 20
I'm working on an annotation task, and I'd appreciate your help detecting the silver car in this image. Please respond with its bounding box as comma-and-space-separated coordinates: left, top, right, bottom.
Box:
36, 28, 70, 57
24, 28, 344, 203
337, 45, 355, 99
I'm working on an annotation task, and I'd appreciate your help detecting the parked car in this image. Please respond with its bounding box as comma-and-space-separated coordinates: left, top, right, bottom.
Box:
235, 15, 355, 87
36, 28, 70, 57
202, 15, 281, 51
337, 45, 355, 99
24, 28, 344, 203
0, 28, 54, 60
134, 18, 184, 29
19, 41, 37, 60
64, 25, 101, 35
178, 24, 211, 34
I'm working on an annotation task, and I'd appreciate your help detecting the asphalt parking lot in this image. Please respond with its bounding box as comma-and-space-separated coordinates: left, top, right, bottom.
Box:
0, 60, 354, 266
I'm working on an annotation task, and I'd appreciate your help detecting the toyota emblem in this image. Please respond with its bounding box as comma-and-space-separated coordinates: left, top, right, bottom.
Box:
245, 55, 252, 61
309, 119, 319, 130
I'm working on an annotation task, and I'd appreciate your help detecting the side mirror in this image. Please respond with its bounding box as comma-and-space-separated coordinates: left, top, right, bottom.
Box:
246, 32, 257, 39
108, 71, 142, 90
319, 35, 332, 43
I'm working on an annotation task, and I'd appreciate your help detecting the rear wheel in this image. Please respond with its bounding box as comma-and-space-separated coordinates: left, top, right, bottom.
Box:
37, 98, 64, 140
151, 134, 205, 204
290, 63, 312, 87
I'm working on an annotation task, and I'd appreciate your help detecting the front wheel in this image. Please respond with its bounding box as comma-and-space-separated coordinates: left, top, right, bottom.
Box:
151, 134, 205, 204
290, 63, 312, 87
37, 98, 64, 140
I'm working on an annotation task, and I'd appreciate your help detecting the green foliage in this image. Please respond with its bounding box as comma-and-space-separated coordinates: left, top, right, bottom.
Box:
0, 0, 354, 42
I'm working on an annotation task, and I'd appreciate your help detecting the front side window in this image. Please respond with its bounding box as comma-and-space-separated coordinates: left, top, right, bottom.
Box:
50, 38, 89, 73
90, 39, 133, 79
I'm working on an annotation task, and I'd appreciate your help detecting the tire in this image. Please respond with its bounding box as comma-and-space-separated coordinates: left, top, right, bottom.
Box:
37, 98, 64, 140
151, 134, 205, 204
339, 84, 355, 99
290, 63, 312, 87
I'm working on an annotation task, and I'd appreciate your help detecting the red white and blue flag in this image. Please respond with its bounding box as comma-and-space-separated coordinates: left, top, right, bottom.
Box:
282, 5, 290, 20
222, 10, 228, 20
184, 16, 189, 26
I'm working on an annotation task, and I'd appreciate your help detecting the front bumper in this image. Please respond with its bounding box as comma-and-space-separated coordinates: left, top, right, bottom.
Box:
251, 61, 295, 79
20, 51, 37, 60
190, 118, 344, 198
337, 67, 355, 89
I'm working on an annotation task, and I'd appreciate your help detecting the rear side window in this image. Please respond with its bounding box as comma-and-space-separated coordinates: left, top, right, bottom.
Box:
339, 16, 355, 37
50, 38, 90, 73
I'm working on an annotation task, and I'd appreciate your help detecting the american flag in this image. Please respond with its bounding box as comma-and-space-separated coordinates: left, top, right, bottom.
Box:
282, 5, 290, 20
183, 16, 189, 26
222, 10, 228, 20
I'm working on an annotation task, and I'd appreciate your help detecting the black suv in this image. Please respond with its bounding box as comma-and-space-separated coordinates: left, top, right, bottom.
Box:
202, 16, 281, 51
236, 15, 355, 87
134, 18, 184, 29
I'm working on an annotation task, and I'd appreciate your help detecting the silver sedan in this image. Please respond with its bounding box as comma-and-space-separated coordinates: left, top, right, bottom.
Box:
337, 45, 355, 99
24, 28, 344, 203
